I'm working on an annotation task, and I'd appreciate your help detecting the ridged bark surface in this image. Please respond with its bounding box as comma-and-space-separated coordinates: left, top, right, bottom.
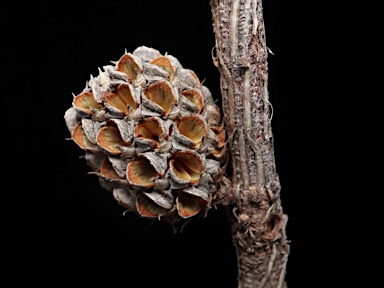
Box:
210, 1, 290, 287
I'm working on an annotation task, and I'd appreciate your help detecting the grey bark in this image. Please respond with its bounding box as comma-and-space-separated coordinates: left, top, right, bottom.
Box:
209, 0, 290, 287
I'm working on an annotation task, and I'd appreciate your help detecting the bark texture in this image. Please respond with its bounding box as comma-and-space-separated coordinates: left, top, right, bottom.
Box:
210, 1, 290, 287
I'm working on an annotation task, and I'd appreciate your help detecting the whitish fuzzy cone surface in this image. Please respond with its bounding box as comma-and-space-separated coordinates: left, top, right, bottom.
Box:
64, 46, 228, 225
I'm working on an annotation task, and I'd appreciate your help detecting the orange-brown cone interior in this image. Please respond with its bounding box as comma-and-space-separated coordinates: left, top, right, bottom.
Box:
177, 115, 207, 148
73, 92, 102, 114
117, 54, 142, 83
134, 117, 164, 145
136, 192, 168, 217
181, 89, 204, 113
170, 151, 203, 183
72, 122, 97, 150
97, 125, 127, 155
144, 82, 175, 116
150, 56, 175, 81
100, 158, 121, 179
105, 92, 128, 114
116, 83, 138, 109
176, 192, 202, 218
126, 158, 159, 187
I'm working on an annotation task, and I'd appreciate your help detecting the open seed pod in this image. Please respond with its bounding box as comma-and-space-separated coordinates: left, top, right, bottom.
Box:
126, 156, 160, 188
100, 157, 123, 180
150, 56, 176, 81
169, 150, 204, 185
143, 81, 177, 116
116, 83, 140, 109
176, 185, 210, 218
96, 122, 131, 155
134, 117, 165, 150
64, 45, 228, 228
73, 91, 103, 115
116, 52, 143, 83
104, 92, 129, 116
71, 122, 100, 152
176, 189, 208, 219
176, 115, 207, 149
180, 89, 204, 113
104, 82, 141, 117
136, 192, 170, 218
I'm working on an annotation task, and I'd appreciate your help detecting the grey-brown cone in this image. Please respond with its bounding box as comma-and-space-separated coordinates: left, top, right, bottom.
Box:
64, 46, 228, 224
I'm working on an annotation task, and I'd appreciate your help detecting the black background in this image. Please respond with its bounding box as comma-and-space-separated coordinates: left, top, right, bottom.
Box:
2, 1, 316, 287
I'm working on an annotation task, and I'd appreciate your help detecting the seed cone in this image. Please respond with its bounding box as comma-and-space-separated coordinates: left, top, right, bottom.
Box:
64, 46, 228, 226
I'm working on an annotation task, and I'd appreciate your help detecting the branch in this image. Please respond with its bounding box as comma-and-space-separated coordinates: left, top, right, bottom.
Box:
210, 0, 290, 287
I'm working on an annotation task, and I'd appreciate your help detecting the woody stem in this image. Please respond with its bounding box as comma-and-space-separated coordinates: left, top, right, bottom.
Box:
210, 0, 290, 287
